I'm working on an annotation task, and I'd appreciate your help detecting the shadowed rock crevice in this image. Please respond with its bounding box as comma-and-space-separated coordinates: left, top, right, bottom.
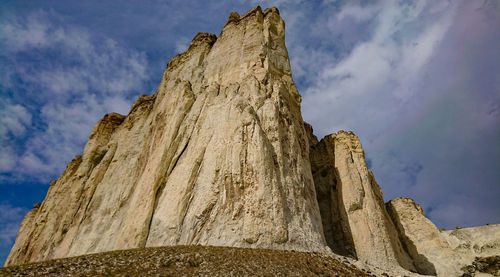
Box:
307, 124, 356, 257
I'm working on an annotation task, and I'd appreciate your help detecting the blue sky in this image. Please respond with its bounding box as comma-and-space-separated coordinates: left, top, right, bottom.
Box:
1, 0, 499, 264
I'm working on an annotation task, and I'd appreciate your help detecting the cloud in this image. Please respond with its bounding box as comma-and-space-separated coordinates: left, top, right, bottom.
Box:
224, 1, 500, 228
271, 0, 499, 228
0, 204, 28, 247
0, 11, 149, 182
0, 101, 32, 173
302, 1, 458, 137
2, 12, 148, 97
371, 1, 500, 229
0, 102, 31, 139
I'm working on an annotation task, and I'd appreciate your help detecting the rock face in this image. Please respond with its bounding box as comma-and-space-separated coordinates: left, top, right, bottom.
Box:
5, 6, 499, 277
387, 197, 461, 275
6, 6, 328, 266
387, 197, 500, 276
309, 130, 415, 272
441, 224, 500, 260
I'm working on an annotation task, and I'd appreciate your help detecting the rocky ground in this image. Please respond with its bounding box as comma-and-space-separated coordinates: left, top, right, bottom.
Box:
1, 245, 374, 276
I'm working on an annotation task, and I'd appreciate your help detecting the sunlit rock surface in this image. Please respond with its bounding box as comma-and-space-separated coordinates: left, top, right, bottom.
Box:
6, 6, 499, 277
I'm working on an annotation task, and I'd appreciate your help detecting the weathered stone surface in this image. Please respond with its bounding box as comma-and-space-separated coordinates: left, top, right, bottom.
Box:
387, 197, 461, 276
441, 224, 500, 259
442, 224, 500, 277
387, 197, 500, 276
461, 256, 500, 277
309, 130, 416, 272
5, 6, 328, 266
308, 125, 356, 258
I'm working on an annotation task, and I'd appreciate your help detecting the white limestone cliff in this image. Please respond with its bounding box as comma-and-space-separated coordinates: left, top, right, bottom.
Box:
5, 7, 499, 277
6, 7, 328, 266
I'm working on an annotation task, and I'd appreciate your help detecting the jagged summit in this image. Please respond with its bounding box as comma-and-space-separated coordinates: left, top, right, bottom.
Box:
224, 6, 279, 26
6, 7, 499, 277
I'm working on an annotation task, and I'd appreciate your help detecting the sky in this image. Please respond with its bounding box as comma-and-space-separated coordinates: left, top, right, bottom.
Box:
0, 0, 499, 265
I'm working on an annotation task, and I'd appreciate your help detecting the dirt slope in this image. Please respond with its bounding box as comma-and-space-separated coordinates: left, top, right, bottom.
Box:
0, 245, 375, 276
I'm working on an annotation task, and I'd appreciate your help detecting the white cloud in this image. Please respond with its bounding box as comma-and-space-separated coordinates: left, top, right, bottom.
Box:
0, 11, 149, 182
0, 147, 17, 174
302, 1, 458, 138
0, 102, 31, 139
17, 96, 111, 178
0, 101, 32, 173
292, 0, 500, 228
336, 2, 380, 22
250, 0, 304, 6
2, 13, 148, 98
0, 13, 49, 49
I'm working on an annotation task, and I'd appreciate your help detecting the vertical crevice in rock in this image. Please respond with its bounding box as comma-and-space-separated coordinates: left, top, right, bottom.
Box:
57, 143, 119, 258
308, 128, 356, 257
177, 147, 206, 241
142, 109, 196, 247
334, 168, 357, 257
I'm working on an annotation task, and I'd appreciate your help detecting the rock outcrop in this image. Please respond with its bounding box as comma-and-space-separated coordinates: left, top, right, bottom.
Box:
441, 224, 500, 260
387, 197, 462, 275
6, 6, 328, 266
309, 130, 415, 272
5, 6, 499, 277
387, 197, 500, 276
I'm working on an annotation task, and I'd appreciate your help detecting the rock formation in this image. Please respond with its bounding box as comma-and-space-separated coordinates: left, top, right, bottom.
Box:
387, 198, 500, 276
6, 6, 499, 277
387, 197, 462, 275
6, 6, 327, 266
309, 131, 416, 272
